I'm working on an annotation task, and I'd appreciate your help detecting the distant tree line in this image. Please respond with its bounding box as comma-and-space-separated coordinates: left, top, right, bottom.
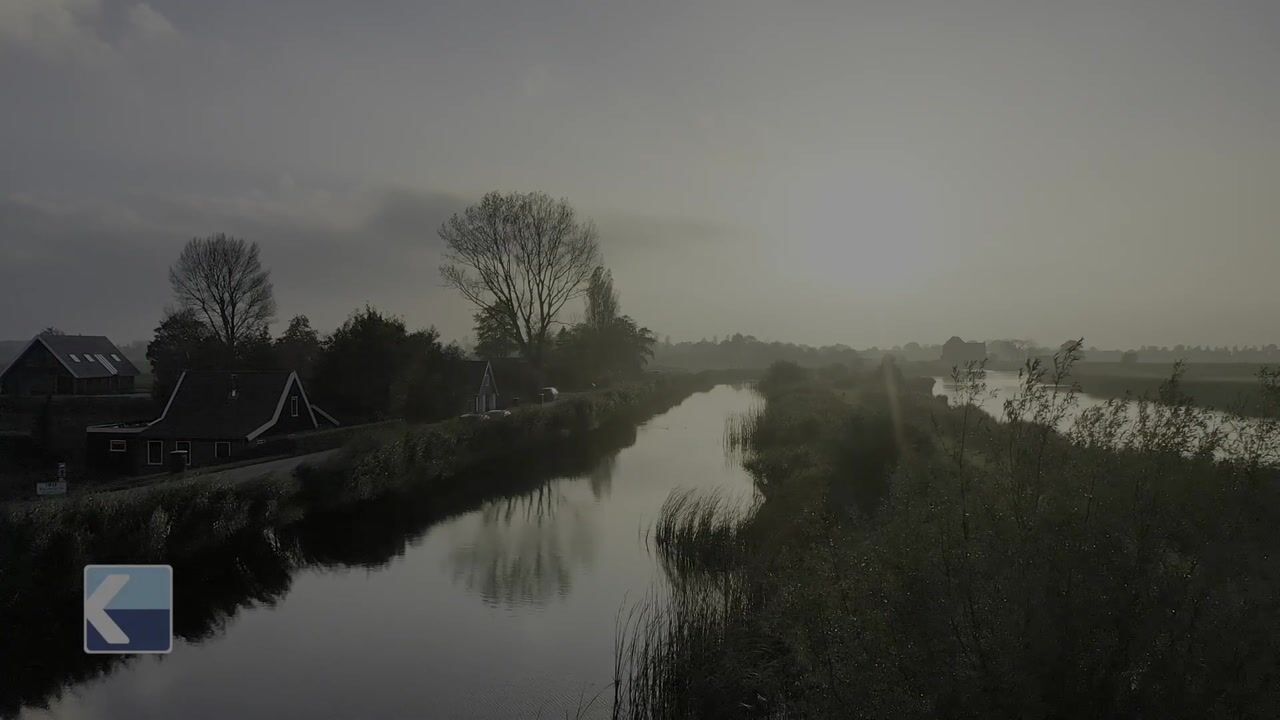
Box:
652, 334, 865, 371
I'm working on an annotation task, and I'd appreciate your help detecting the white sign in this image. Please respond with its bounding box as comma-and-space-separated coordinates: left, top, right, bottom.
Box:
37, 481, 68, 496
56, 462, 67, 481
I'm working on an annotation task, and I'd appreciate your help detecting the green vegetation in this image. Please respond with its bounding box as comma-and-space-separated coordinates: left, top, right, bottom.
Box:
615, 352, 1280, 719
1, 374, 715, 600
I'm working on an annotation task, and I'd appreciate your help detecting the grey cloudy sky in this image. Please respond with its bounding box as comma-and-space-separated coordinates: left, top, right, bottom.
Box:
2, 0, 1277, 348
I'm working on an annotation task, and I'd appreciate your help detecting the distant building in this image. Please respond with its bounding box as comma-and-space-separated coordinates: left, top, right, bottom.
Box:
87, 370, 338, 475
462, 360, 499, 413
0, 334, 141, 396
487, 358, 542, 407
940, 336, 987, 365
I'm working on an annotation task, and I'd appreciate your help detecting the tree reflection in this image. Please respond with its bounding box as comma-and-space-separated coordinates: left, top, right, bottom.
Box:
0, 418, 641, 718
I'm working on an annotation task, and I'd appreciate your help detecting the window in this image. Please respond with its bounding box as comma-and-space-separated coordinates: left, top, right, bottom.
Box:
175, 440, 191, 465
83, 354, 94, 363
111, 354, 122, 362
215, 441, 232, 459
147, 440, 164, 465
109, 439, 127, 453
290, 396, 299, 417
69, 354, 80, 362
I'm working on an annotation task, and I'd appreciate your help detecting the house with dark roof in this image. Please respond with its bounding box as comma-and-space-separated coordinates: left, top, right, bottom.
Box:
86, 370, 339, 474
486, 357, 543, 407
462, 360, 498, 413
0, 334, 141, 396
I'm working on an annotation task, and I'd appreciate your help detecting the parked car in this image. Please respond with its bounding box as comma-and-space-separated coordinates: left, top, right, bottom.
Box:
484, 409, 512, 419
459, 413, 489, 421
539, 387, 560, 403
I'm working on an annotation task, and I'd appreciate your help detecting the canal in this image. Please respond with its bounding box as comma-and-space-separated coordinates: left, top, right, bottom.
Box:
17, 384, 760, 719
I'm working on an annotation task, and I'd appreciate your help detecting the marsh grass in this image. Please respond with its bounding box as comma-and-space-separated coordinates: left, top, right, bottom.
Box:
614, 352, 1280, 719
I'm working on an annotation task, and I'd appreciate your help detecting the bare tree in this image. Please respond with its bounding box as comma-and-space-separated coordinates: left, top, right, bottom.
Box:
169, 234, 276, 354
439, 191, 601, 366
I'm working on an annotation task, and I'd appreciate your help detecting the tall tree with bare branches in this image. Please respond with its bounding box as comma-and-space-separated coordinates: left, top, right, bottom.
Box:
439, 191, 601, 367
169, 234, 276, 355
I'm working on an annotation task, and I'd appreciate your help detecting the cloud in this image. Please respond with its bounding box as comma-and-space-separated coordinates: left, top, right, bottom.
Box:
0, 183, 758, 345
0, 186, 472, 342
0, 0, 110, 62
126, 3, 175, 42
0, 0, 177, 63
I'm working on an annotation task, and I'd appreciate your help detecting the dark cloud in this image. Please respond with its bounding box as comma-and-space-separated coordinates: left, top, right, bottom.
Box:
0, 187, 470, 342
0, 187, 739, 345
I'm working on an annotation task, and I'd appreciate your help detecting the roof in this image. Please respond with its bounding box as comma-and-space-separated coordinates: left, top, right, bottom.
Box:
488, 357, 542, 394
142, 370, 317, 440
462, 360, 494, 393
0, 334, 141, 381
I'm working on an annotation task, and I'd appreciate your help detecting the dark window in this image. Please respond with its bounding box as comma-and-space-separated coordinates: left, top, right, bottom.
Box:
109, 439, 127, 453
215, 441, 232, 459
147, 441, 164, 465
290, 396, 299, 417
175, 440, 191, 465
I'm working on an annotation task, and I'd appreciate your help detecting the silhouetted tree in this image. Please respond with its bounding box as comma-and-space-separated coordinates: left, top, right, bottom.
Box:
438, 191, 600, 368
550, 266, 655, 387
274, 315, 323, 377
472, 307, 520, 360
145, 308, 218, 401
311, 307, 466, 422
169, 234, 276, 355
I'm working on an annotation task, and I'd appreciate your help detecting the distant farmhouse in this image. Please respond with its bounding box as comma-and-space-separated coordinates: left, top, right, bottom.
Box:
462, 360, 499, 413
487, 357, 543, 407
941, 336, 987, 365
87, 370, 339, 475
0, 334, 140, 396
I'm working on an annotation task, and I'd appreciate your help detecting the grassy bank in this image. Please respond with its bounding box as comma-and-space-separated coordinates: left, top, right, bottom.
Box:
0, 373, 716, 596
1067, 362, 1278, 418
615, 355, 1280, 719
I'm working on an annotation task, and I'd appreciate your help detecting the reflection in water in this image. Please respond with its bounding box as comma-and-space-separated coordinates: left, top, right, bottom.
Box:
450, 483, 595, 606
7, 385, 761, 720
446, 444, 630, 606
1, 419, 638, 718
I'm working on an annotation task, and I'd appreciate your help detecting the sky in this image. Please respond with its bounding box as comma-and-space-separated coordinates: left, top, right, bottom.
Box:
2, 0, 1278, 349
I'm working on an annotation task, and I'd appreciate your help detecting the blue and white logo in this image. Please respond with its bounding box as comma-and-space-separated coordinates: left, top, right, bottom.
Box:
84, 565, 173, 654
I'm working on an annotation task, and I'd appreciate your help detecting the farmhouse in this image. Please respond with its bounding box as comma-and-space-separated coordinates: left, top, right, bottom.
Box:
87, 370, 339, 474
0, 334, 140, 396
462, 360, 499, 413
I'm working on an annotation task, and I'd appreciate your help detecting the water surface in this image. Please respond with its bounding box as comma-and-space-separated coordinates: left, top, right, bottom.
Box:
19, 385, 759, 720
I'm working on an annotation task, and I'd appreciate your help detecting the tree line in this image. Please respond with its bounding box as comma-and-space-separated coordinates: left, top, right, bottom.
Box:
145, 192, 658, 423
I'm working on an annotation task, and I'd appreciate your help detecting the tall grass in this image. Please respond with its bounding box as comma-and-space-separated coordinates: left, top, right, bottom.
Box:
614, 353, 1280, 719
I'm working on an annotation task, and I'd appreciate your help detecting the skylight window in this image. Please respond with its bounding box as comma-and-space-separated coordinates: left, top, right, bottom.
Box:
111, 354, 122, 362
69, 354, 80, 362
83, 355, 95, 362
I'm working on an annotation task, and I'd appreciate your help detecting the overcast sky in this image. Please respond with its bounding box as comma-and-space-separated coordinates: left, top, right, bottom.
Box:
2, 0, 1277, 349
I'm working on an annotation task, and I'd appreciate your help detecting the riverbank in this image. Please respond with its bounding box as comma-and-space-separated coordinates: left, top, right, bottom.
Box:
0, 377, 749, 719
912, 359, 1279, 418
616, 358, 1280, 719
0, 373, 717, 594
